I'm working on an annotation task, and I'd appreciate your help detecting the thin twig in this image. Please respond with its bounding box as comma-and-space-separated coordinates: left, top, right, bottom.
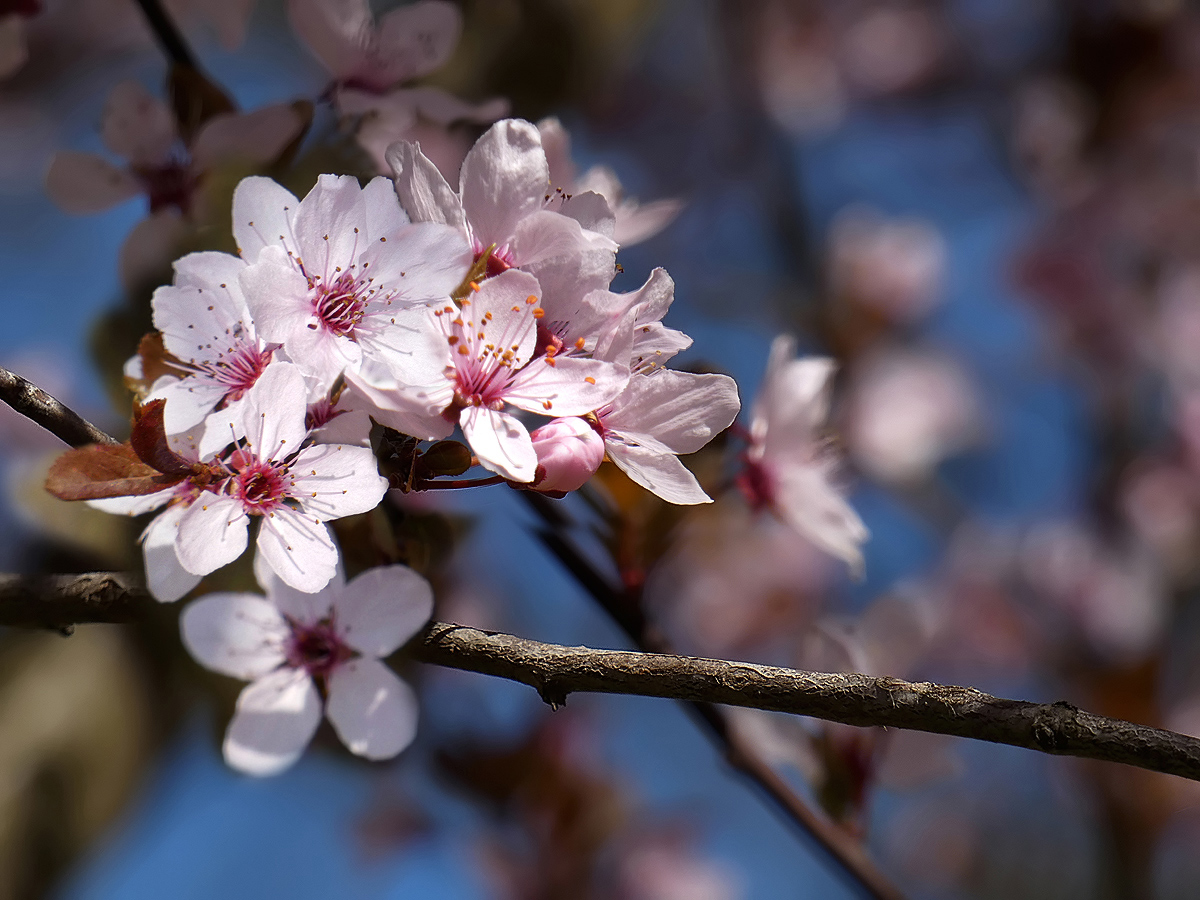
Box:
521, 494, 905, 900
0, 366, 117, 448
132, 0, 198, 69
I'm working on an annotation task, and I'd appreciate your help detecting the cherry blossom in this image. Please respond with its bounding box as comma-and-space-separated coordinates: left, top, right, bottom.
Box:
739, 335, 868, 574
233, 173, 471, 386
424, 269, 627, 482
145, 251, 277, 457
180, 562, 433, 775
170, 363, 387, 591
387, 118, 618, 316
538, 117, 683, 247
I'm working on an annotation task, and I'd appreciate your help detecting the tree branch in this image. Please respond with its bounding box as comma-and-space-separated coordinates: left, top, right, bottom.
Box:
0, 366, 117, 448
14, 576, 1200, 867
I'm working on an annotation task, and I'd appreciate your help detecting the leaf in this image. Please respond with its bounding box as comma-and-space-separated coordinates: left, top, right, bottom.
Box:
130, 399, 194, 478
125, 332, 185, 400
45, 442, 181, 501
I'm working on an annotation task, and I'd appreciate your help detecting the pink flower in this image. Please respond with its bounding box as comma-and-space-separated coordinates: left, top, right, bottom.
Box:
740, 336, 868, 574
145, 251, 277, 457
233, 173, 471, 386
180, 562, 433, 775
596, 369, 740, 505
288, 0, 460, 93
153, 363, 386, 593
45, 80, 307, 288
388, 119, 618, 317
528, 417, 605, 493
538, 117, 684, 247
370, 268, 627, 482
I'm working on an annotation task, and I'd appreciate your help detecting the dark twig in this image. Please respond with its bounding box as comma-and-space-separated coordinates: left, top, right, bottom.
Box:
0, 366, 117, 448
0, 573, 147, 630
132, 0, 198, 69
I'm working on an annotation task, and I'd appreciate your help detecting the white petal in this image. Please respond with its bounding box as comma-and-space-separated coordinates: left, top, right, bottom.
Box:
241, 362, 309, 460
291, 174, 367, 283
334, 565, 433, 657
223, 668, 322, 776
45, 152, 139, 214
149, 376, 227, 436
291, 443, 388, 521
254, 549, 339, 624
180, 592, 289, 679
612, 197, 684, 247
460, 406, 537, 482
256, 507, 339, 593
239, 247, 316, 343
176, 496, 250, 576
232, 176, 301, 263
459, 119, 548, 249
86, 490, 173, 517
356, 221, 470, 298
343, 360, 453, 440
601, 371, 740, 455
537, 116, 576, 191
101, 80, 176, 166
606, 440, 711, 505
325, 659, 418, 760
361, 174, 410, 238
386, 140, 466, 232
558, 191, 615, 239
511, 209, 617, 315
143, 504, 203, 602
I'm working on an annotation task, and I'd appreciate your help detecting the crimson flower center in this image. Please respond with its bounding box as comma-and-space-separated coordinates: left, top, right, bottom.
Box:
231, 460, 289, 514
313, 274, 369, 337
285, 620, 354, 680
202, 342, 272, 401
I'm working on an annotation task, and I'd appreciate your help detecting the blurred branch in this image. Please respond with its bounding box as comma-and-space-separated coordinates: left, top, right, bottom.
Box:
0, 366, 117, 448
0, 573, 145, 631
7, 573, 1200, 789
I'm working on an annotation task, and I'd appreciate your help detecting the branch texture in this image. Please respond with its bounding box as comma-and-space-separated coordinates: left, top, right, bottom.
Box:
0, 573, 146, 630
412, 622, 1200, 785
0, 366, 116, 448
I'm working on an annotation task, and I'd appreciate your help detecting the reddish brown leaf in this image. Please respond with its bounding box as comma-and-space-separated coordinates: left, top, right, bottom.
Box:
45, 442, 182, 501
130, 400, 194, 478
124, 332, 184, 400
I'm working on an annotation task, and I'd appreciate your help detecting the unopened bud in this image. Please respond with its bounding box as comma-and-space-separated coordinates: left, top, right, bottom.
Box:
529, 417, 605, 493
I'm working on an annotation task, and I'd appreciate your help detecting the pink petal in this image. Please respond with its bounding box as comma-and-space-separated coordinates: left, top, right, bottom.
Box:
45, 152, 139, 214
751, 336, 834, 453
536, 116, 576, 191
372, 0, 460, 83
291, 174, 368, 283
148, 374, 227, 436
101, 80, 176, 166
612, 197, 684, 247
256, 507, 339, 593
774, 463, 869, 576
287, 0, 372, 81
241, 362, 309, 459
341, 361, 453, 440
0, 15, 28, 80
460, 406, 537, 482
238, 249, 317, 342
176, 495, 250, 576
334, 564, 433, 657
191, 103, 307, 171
325, 659, 419, 760
557, 191, 615, 239
224, 668, 322, 776
119, 209, 189, 291
355, 220, 470, 298
511, 209, 617, 315
255, 551, 338, 625
459, 119, 548, 250
180, 592, 289, 679
360, 173, 410, 239
231, 176, 301, 263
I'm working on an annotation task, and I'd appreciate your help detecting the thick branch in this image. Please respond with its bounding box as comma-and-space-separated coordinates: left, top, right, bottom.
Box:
412, 622, 1200, 784
0, 366, 116, 448
0, 573, 146, 630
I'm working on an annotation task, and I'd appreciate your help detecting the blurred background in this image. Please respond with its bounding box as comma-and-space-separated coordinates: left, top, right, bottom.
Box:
3, 0, 1200, 897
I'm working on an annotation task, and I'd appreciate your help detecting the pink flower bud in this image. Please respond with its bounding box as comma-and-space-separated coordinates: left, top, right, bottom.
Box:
529, 417, 605, 493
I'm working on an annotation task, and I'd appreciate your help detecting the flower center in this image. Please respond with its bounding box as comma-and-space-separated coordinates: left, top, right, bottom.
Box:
313, 273, 369, 338
230, 460, 289, 514
735, 458, 776, 512
133, 160, 196, 215
203, 341, 272, 401
285, 620, 354, 680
